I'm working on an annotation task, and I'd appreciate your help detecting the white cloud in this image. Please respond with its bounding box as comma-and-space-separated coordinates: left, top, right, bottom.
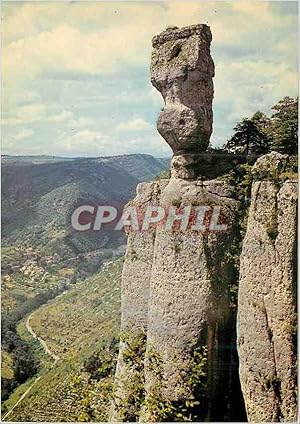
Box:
2, 22, 151, 85
1, 1, 297, 157
116, 118, 151, 132
2, 104, 74, 125
60, 129, 113, 156
67, 117, 93, 130
48, 110, 74, 123
2, 103, 46, 125
4, 2, 293, 84
58, 129, 171, 157
12, 128, 34, 141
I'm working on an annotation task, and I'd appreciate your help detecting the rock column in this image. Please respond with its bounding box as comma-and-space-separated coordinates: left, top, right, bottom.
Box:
112, 180, 168, 421
151, 24, 214, 179
237, 152, 297, 422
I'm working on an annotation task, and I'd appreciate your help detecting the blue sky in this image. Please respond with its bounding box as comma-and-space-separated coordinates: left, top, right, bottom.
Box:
2, 1, 298, 158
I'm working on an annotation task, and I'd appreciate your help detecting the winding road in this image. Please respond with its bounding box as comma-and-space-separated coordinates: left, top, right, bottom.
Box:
2, 314, 60, 421
25, 313, 60, 364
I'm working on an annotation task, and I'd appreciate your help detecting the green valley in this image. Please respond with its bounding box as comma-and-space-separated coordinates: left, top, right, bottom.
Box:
2, 258, 122, 421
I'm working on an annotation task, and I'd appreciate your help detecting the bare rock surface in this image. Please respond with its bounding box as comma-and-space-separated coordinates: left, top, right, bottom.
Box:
151, 24, 214, 179
141, 177, 240, 421
112, 175, 240, 421
112, 25, 297, 424
112, 179, 168, 421
237, 153, 297, 422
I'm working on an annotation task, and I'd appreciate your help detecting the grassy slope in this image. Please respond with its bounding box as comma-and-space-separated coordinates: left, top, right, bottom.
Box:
3, 259, 122, 422
1, 352, 14, 379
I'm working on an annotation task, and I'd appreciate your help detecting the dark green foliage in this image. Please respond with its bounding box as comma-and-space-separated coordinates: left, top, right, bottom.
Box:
224, 111, 271, 157
268, 97, 298, 155
145, 343, 208, 422
1, 378, 18, 401
224, 97, 298, 158
83, 338, 119, 381
186, 149, 246, 180
266, 212, 279, 242
114, 330, 146, 422
1, 325, 37, 401
1, 284, 68, 400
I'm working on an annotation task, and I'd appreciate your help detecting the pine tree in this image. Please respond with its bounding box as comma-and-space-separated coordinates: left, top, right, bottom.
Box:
268, 97, 298, 155
224, 111, 270, 156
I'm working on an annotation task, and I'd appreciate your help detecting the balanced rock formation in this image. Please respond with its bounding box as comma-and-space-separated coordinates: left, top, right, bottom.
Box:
110, 23, 300, 423
111, 24, 248, 422
151, 24, 214, 179
237, 152, 297, 422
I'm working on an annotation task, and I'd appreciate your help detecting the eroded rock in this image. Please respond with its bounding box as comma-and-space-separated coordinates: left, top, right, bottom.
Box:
237, 153, 297, 422
151, 24, 214, 178
111, 179, 168, 421
141, 178, 240, 421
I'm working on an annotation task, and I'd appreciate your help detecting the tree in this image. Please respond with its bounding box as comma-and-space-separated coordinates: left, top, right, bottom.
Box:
224, 111, 271, 157
268, 97, 298, 155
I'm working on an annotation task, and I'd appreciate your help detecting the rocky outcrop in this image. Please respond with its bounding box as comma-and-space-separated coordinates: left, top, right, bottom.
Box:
151, 24, 214, 179
112, 22, 297, 423
112, 179, 168, 421
237, 152, 297, 422
112, 175, 242, 422
142, 178, 240, 421
112, 23, 246, 422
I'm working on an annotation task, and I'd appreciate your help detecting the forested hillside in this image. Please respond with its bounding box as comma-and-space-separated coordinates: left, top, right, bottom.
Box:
1, 154, 168, 412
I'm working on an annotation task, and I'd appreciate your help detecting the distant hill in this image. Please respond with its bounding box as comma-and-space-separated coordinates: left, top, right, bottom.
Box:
1, 155, 74, 165
1, 154, 169, 262
1, 154, 171, 177
1, 153, 169, 417
95, 154, 170, 181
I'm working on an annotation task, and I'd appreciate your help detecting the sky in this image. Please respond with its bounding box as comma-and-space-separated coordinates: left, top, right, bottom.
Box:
1, 1, 298, 158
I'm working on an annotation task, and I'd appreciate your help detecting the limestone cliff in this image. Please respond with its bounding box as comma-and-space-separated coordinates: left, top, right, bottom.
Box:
237, 152, 297, 422
112, 175, 243, 422
112, 24, 297, 423
112, 179, 168, 421
112, 24, 239, 421
142, 178, 240, 422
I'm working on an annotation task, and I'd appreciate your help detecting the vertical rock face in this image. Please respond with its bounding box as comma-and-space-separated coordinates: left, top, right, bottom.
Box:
112, 180, 168, 421
151, 24, 214, 178
142, 179, 240, 422
112, 176, 241, 422
237, 152, 297, 422
112, 24, 247, 422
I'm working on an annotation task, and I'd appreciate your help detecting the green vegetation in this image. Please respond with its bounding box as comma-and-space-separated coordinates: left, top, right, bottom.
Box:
266, 222, 278, 241
114, 330, 146, 421
1, 282, 69, 401
155, 169, 171, 180
268, 97, 298, 155
225, 111, 270, 157
1, 352, 14, 379
172, 197, 182, 207
144, 343, 208, 422
263, 373, 281, 392
223, 96, 298, 158
2, 259, 122, 421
